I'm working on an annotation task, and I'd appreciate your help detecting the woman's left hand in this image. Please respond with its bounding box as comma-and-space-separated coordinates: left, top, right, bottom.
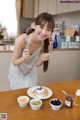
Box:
40, 53, 51, 61
36, 53, 51, 67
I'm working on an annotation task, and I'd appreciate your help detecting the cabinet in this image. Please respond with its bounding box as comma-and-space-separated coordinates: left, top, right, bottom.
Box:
22, 0, 38, 18
33, 0, 39, 18
22, 0, 80, 18
38, 0, 48, 14
68, 2, 80, 12
39, 0, 68, 15
56, 0, 69, 14
38, 0, 57, 15
48, 0, 57, 15
0, 52, 12, 91
56, 0, 80, 14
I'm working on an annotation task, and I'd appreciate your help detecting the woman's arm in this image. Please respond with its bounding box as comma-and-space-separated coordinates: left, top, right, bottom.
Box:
12, 34, 29, 66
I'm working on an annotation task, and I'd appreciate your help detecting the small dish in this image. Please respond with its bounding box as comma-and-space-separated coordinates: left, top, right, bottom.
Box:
17, 95, 30, 107
50, 98, 62, 110
29, 98, 42, 110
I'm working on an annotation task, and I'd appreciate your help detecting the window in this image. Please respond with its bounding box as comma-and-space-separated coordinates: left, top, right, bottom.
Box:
0, 0, 17, 36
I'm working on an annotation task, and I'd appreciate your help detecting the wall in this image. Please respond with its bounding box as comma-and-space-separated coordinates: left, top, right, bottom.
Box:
37, 50, 80, 85
54, 11, 80, 29
20, 17, 35, 33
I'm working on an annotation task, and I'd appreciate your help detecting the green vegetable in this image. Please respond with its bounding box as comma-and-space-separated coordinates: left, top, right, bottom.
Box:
31, 100, 41, 105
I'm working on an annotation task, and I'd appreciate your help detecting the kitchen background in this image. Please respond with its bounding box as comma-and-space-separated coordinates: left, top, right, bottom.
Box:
21, 11, 80, 34
0, 0, 80, 91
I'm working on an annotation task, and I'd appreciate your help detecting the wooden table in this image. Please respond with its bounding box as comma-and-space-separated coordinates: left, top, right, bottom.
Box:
0, 80, 80, 120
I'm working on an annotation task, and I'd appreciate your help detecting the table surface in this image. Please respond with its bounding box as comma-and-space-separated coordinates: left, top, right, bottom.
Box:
0, 80, 80, 120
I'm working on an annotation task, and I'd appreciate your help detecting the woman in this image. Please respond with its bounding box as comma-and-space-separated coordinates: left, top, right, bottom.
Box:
8, 12, 55, 90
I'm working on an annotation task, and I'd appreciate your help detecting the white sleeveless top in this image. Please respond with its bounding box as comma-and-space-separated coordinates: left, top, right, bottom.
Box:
8, 33, 42, 90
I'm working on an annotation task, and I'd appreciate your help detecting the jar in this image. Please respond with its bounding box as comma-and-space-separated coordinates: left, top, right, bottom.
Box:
65, 95, 74, 108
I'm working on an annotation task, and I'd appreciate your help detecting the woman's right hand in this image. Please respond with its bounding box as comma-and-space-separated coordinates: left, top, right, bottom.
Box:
22, 49, 30, 60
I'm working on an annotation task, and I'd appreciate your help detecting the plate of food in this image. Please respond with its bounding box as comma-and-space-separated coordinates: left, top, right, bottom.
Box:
27, 86, 53, 100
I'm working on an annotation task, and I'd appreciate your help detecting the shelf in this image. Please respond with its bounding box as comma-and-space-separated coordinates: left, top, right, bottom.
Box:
2, 40, 15, 44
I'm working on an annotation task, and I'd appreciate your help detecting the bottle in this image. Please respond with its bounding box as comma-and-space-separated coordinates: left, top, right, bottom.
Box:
74, 89, 80, 106
0, 23, 3, 43
2, 26, 8, 40
53, 34, 58, 48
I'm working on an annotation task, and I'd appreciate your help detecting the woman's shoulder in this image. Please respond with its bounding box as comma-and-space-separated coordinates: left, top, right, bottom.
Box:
15, 34, 28, 46
14, 33, 28, 48
16, 33, 27, 42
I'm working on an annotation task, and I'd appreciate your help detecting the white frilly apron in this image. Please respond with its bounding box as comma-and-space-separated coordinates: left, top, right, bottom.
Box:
8, 33, 42, 90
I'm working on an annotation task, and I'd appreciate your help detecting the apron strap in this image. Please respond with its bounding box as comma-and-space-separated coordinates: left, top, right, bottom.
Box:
26, 33, 33, 49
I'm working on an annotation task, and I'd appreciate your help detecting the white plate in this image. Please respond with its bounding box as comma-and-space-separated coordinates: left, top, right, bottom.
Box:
27, 86, 53, 100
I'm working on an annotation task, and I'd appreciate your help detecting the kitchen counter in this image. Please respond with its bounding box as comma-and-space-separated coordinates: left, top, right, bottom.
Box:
0, 50, 13, 52
0, 48, 80, 52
